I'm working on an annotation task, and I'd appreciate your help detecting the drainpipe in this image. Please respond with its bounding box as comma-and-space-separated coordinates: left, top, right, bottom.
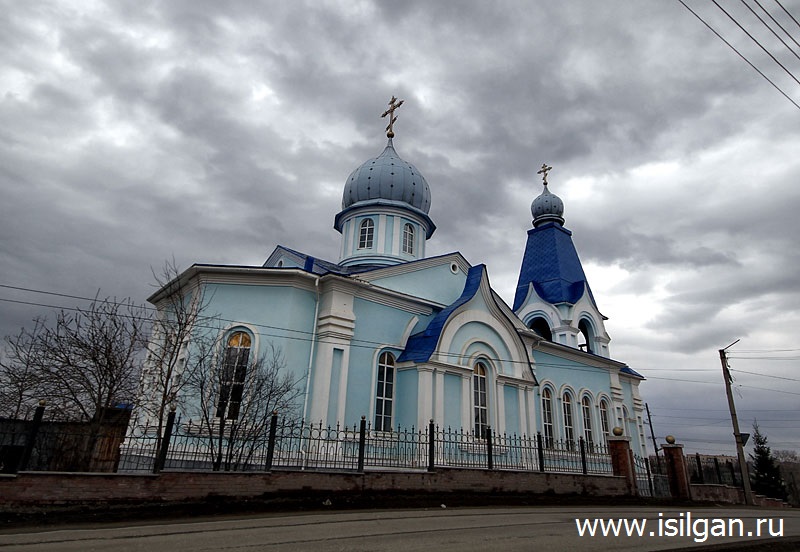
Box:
302, 276, 320, 420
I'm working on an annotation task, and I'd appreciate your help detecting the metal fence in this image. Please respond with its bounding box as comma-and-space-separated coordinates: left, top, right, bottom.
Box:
4, 409, 657, 497
688, 452, 742, 487
117, 413, 623, 479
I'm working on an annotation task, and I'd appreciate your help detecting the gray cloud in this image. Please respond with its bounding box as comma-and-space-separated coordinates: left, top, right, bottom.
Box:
1, 0, 798, 454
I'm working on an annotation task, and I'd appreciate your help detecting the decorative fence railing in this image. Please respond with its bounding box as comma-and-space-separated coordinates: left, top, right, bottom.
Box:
3, 409, 657, 497
687, 452, 742, 487
116, 413, 620, 478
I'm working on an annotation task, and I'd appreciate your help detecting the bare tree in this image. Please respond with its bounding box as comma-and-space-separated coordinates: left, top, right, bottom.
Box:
1, 297, 147, 422
134, 259, 217, 443
0, 319, 46, 420
186, 341, 301, 471
775, 450, 799, 463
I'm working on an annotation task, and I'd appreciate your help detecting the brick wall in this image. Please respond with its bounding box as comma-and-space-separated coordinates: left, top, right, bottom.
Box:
0, 468, 628, 510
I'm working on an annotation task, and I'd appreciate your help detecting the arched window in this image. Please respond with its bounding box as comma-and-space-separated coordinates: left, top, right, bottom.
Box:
563, 392, 575, 448
473, 362, 488, 439
542, 388, 554, 447
581, 396, 594, 446
402, 223, 414, 255
622, 405, 632, 437
374, 352, 395, 432
358, 218, 374, 249
578, 319, 593, 353
528, 316, 552, 341
599, 399, 611, 443
216, 331, 251, 420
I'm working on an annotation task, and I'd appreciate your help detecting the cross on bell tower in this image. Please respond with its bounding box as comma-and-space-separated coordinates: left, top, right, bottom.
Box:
537, 163, 553, 186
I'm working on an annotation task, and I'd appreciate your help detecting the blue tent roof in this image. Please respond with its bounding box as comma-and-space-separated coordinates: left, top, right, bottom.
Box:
513, 222, 598, 311
398, 264, 485, 363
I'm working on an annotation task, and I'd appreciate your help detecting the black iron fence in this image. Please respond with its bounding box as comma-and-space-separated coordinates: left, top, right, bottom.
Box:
118, 414, 621, 478
688, 452, 743, 487
4, 408, 658, 497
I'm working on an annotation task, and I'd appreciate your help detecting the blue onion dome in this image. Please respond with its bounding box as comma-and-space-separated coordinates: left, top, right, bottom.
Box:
531, 183, 565, 227
342, 138, 432, 214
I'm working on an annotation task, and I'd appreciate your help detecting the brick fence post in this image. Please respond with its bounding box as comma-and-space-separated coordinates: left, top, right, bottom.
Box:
608, 433, 635, 496
663, 439, 691, 500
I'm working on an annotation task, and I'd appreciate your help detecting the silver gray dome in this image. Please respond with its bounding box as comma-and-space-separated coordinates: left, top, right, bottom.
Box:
531, 184, 565, 227
342, 139, 431, 214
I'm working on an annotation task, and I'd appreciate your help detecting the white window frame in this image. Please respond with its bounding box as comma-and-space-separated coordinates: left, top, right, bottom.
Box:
374, 351, 395, 432
358, 218, 374, 249
402, 223, 414, 255
473, 362, 488, 439
599, 399, 611, 443
542, 388, 554, 447
581, 396, 594, 446
563, 392, 575, 448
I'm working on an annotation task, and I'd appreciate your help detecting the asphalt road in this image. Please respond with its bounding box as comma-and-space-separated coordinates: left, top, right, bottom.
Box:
0, 506, 798, 551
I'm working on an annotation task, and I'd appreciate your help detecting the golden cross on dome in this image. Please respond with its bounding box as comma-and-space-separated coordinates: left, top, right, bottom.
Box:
537, 163, 553, 186
381, 96, 404, 138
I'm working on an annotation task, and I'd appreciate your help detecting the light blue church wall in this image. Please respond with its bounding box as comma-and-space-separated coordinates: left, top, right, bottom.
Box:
532, 350, 611, 397
443, 373, 462, 429
366, 263, 466, 306
202, 283, 317, 401
503, 385, 521, 435
342, 297, 421, 424
395, 369, 418, 428
453, 322, 514, 376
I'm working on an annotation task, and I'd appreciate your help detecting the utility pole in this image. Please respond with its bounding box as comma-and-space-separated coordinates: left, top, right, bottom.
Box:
645, 403, 662, 472
720, 339, 754, 505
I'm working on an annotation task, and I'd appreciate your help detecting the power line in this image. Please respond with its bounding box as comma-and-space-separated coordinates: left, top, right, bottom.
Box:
677, 0, 800, 111
732, 348, 800, 352
728, 355, 800, 360
774, 0, 800, 31
729, 368, 800, 381
2, 285, 799, 397
711, 0, 800, 86
750, 0, 800, 57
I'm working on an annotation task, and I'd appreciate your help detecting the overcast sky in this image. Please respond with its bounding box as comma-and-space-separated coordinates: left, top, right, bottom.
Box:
2, 0, 799, 456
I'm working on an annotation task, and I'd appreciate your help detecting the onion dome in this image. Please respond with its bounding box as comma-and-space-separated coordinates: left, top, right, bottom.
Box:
341, 138, 431, 214
531, 164, 564, 227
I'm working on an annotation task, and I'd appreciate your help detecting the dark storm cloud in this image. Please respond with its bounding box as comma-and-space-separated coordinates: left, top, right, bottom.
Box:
1, 0, 798, 453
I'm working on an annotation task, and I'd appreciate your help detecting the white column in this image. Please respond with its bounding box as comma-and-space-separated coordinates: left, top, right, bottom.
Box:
434, 369, 445, 425
461, 374, 470, 431
336, 347, 350, 424
417, 367, 433, 430
519, 387, 529, 435
378, 214, 387, 256
309, 344, 333, 423
495, 381, 506, 434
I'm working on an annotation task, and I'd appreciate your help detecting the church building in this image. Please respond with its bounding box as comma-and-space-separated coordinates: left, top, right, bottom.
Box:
142, 98, 648, 457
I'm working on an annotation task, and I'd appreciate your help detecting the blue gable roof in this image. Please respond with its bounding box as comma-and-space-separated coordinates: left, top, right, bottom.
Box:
397, 264, 485, 363
620, 366, 645, 379
513, 222, 598, 311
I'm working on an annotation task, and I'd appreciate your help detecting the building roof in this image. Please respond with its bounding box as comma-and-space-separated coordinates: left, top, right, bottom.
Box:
513, 221, 599, 311
397, 264, 485, 363
342, 138, 431, 214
